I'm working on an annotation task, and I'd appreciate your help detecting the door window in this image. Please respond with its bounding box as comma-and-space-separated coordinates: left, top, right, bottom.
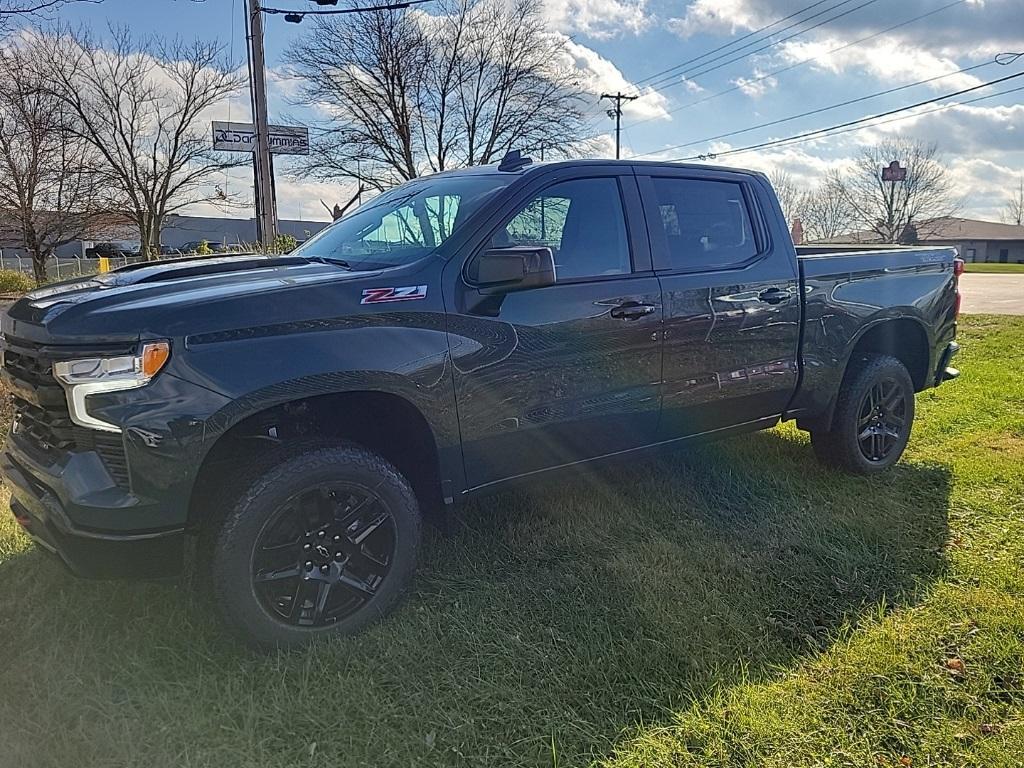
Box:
649, 177, 759, 271
491, 177, 631, 281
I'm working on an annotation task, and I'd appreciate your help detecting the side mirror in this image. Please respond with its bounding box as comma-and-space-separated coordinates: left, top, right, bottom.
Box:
472, 246, 556, 294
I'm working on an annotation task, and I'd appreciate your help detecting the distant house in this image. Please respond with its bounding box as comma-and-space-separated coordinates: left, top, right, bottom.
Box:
812, 217, 1024, 264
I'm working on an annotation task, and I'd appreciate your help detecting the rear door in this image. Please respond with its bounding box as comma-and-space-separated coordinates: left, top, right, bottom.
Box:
636, 169, 801, 439
444, 167, 663, 490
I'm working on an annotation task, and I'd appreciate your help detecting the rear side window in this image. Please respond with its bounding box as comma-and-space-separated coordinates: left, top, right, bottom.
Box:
649, 177, 759, 271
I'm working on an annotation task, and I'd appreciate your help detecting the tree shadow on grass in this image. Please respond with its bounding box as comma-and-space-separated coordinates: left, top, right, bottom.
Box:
0, 428, 950, 768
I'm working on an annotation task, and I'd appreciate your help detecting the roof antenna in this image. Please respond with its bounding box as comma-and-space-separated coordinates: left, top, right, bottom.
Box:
498, 150, 533, 172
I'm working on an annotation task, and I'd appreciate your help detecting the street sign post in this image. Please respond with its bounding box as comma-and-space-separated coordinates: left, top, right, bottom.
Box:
212, 121, 309, 155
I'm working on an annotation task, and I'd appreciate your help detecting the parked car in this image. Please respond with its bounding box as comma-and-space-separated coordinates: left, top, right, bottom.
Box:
2, 155, 961, 649
83, 241, 140, 259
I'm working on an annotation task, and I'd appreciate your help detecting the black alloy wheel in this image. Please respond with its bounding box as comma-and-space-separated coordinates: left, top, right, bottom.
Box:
208, 441, 421, 650
856, 377, 907, 462
251, 484, 396, 628
809, 354, 916, 474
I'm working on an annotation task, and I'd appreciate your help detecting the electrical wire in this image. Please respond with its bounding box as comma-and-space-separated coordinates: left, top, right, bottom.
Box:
642, 0, 883, 94
633, 0, 839, 86
261, 0, 433, 17
633, 53, 1019, 158
624, 0, 968, 130
660, 71, 1024, 162
696, 83, 1024, 162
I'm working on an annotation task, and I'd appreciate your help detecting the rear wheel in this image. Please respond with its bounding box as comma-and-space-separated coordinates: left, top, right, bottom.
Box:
208, 441, 421, 650
810, 354, 915, 474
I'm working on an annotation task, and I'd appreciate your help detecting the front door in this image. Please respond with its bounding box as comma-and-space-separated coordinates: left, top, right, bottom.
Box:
445, 170, 663, 490
637, 171, 802, 439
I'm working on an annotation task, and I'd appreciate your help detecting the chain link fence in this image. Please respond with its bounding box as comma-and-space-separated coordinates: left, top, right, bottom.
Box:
0, 252, 148, 282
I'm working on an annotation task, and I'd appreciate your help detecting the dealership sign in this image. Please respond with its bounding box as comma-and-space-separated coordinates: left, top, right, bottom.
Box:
881, 160, 907, 182
212, 121, 309, 155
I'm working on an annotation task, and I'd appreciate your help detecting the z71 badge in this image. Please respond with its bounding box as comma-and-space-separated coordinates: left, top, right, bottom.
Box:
360, 285, 428, 305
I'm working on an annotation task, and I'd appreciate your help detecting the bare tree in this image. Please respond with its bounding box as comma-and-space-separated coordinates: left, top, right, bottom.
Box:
42, 26, 243, 258
799, 171, 857, 242
0, 38, 105, 283
1000, 175, 1023, 226
0, 0, 100, 32
768, 169, 800, 229
284, 0, 588, 189
836, 138, 961, 243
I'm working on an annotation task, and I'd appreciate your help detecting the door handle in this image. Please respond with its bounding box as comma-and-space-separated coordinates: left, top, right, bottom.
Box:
758, 288, 792, 305
610, 302, 657, 320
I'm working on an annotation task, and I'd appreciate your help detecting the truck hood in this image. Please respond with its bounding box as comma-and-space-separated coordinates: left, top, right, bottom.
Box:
3, 254, 382, 345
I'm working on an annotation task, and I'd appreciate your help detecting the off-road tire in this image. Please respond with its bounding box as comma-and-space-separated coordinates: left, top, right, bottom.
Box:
206, 440, 421, 650
810, 354, 915, 474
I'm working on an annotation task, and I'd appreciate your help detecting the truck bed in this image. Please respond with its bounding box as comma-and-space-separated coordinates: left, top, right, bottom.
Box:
786, 244, 959, 422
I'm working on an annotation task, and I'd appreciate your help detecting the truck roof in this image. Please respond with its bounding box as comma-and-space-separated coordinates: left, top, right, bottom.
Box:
421, 157, 765, 180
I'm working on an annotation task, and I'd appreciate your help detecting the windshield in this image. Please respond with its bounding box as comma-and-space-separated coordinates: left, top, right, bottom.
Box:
293, 174, 513, 270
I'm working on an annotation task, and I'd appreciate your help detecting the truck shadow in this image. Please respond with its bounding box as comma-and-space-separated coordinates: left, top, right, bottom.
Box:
0, 428, 951, 767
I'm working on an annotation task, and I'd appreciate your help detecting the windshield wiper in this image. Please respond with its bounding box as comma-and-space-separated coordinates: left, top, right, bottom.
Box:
303, 255, 354, 270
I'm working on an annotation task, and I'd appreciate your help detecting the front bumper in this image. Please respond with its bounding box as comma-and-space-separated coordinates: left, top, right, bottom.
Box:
934, 341, 960, 386
3, 447, 185, 579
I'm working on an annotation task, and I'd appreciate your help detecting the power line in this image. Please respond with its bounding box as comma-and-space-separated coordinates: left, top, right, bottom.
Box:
573, 0, 970, 147
661, 70, 1024, 162
633, 0, 838, 86
642, 0, 882, 94
574, 0, 886, 146
634, 54, 1019, 158
624, 0, 968, 130
703, 83, 1024, 161
261, 0, 433, 22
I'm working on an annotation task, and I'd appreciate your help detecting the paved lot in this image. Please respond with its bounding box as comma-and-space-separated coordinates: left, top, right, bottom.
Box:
960, 274, 1024, 315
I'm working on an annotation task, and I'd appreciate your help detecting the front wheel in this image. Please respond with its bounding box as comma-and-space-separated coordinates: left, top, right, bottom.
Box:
208, 441, 421, 650
810, 354, 915, 474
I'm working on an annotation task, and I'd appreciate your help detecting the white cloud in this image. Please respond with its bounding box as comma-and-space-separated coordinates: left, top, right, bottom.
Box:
732, 69, 778, 97
668, 0, 1024, 56
667, 0, 759, 38
860, 101, 1024, 155
542, 0, 651, 38
561, 38, 671, 122
680, 77, 705, 94
778, 38, 984, 90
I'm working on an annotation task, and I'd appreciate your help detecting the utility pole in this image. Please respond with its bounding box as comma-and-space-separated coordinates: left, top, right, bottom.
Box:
247, 0, 278, 249
600, 92, 637, 160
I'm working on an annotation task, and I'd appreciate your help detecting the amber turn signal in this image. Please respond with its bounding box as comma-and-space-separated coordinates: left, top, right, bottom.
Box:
141, 341, 171, 378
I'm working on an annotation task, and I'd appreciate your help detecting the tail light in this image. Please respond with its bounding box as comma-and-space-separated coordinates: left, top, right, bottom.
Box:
953, 257, 964, 319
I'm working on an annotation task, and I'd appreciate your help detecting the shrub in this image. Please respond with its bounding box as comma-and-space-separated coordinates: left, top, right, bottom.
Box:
269, 233, 298, 254
195, 240, 212, 256
0, 269, 36, 294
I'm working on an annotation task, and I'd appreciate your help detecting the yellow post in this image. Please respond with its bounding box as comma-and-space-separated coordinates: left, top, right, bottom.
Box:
98, 256, 110, 273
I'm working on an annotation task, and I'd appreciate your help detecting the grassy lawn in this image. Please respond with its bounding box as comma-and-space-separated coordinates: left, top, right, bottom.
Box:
963, 262, 1024, 274
1, 315, 1022, 767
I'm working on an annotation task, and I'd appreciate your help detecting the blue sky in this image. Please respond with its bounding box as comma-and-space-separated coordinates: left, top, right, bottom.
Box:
56, 0, 1024, 222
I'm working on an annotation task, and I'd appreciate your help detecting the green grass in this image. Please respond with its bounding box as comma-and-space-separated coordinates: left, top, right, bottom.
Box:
963, 262, 1024, 274
1, 316, 1023, 767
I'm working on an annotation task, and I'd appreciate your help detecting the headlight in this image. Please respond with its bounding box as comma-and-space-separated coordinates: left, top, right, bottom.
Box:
53, 341, 170, 432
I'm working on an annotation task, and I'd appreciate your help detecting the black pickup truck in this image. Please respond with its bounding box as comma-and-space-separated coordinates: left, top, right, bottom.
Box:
2, 156, 961, 648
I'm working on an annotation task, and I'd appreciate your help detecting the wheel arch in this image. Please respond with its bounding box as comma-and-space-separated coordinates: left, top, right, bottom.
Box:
188, 387, 449, 531
797, 314, 931, 433
844, 315, 931, 391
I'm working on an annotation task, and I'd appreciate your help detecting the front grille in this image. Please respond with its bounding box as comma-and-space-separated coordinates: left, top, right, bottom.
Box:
3, 348, 53, 385
11, 396, 77, 451
4, 338, 131, 488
